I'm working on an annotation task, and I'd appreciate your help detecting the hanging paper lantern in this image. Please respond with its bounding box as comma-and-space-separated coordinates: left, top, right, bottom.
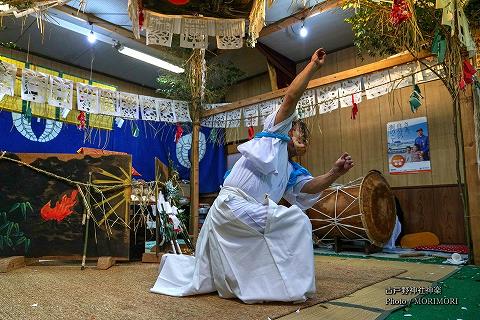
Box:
390, 0, 412, 26
168, 0, 190, 5
175, 124, 184, 143
77, 111, 86, 130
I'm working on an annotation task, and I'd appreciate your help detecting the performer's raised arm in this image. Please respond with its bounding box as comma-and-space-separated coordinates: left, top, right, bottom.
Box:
274, 48, 326, 125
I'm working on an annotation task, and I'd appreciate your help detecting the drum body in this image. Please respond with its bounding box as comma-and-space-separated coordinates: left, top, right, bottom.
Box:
307, 170, 396, 247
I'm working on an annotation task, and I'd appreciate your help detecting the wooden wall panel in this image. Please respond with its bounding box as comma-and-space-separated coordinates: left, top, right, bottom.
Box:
393, 185, 466, 244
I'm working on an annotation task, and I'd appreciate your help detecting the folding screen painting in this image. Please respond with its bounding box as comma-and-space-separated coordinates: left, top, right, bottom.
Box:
0, 153, 131, 260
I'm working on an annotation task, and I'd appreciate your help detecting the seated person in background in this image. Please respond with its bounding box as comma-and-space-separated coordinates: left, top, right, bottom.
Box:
404, 146, 413, 162
151, 48, 354, 304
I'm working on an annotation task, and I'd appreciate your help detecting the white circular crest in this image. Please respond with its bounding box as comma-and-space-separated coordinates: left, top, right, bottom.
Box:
176, 132, 206, 168
12, 112, 62, 142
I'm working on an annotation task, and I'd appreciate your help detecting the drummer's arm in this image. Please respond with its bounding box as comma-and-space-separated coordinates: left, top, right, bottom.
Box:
301, 153, 354, 194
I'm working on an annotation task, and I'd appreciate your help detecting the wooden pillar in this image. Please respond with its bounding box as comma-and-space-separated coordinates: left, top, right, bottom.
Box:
460, 87, 480, 265
189, 49, 205, 242
267, 61, 278, 91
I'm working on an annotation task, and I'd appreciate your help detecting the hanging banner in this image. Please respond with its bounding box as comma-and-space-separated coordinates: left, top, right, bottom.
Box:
387, 117, 431, 174
0, 111, 225, 193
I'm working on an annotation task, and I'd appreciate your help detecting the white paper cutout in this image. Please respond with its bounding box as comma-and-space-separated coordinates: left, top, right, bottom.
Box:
21, 69, 49, 103
339, 77, 362, 108
172, 100, 191, 123
158, 98, 177, 123
243, 105, 259, 127
212, 112, 227, 128
316, 83, 339, 114
389, 63, 415, 90
77, 83, 100, 114
0, 61, 17, 97
226, 109, 241, 128
140, 95, 159, 121
119, 92, 139, 119
363, 70, 391, 100
259, 99, 280, 124
296, 89, 316, 119
48, 76, 73, 109
99, 89, 119, 116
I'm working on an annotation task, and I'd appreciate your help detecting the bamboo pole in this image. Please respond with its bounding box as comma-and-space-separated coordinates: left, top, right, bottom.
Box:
189, 49, 205, 243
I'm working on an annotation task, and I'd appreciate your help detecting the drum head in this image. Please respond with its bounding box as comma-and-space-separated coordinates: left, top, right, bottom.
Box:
359, 170, 396, 246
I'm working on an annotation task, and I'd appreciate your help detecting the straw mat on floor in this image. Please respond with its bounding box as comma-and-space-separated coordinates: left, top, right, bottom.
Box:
0, 256, 405, 320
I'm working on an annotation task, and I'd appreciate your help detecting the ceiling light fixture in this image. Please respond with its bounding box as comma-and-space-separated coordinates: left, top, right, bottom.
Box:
299, 19, 308, 38
114, 42, 184, 73
87, 22, 96, 43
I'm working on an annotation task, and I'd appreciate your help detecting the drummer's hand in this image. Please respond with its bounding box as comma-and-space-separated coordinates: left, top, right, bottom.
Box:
332, 152, 354, 176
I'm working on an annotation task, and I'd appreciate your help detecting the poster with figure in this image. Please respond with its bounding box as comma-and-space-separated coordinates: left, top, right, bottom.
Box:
387, 117, 431, 174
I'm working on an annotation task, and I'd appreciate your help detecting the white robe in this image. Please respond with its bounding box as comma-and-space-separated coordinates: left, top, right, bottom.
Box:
151, 111, 321, 303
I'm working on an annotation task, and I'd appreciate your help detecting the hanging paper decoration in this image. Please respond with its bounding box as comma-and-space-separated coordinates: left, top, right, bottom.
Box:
351, 94, 359, 120
48, 76, 73, 109
389, 63, 414, 89
409, 84, 423, 113
175, 124, 183, 143
258, 99, 280, 124
363, 70, 392, 100
243, 105, 259, 127
456, 5, 476, 55
431, 29, 447, 63
316, 84, 339, 114
23, 101, 32, 123
248, 0, 266, 47
99, 89, 119, 116
226, 109, 241, 128
0, 61, 17, 98
390, 0, 412, 26
21, 69, 49, 103
200, 103, 217, 127
296, 89, 316, 119
77, 83, 100, 114
127, 0, 141, 40
131, 121, 140, 137
145, 13, 178, 47
208, 127, 218, 143
216, 19, 245, 50
140, 95, 160, 121
436, 0, 454, 29
158, 98, 177, 123
77, 111, 86, 130
119, 92, 140, 119
144, 11, 246, 50
173, 100, 191, 123
339, 77, 362, 108
462, 60, 477, 85
416, 59, 444, 84
212, 112, 227, 128
248, 126, 255, 140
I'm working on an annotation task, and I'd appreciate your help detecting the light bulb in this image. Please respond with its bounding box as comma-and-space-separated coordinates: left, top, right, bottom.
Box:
299, 25, 308, 38
87, 31, 96, 43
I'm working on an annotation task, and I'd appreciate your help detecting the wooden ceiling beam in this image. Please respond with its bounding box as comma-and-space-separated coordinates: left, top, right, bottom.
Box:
53, 5, 183, 64
259, 0, 343, 38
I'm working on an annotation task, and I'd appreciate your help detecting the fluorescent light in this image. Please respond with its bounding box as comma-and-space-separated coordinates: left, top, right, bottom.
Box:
87, 31, 96, 43
118, 45, 184, 73
299, 25, 308, 38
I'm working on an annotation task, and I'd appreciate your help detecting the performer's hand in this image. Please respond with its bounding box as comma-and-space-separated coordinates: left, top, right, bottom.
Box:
332, 152, 354, 176
311, 48, 326, 68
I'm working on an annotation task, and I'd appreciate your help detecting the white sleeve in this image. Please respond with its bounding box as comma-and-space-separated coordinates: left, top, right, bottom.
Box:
263, 109, 298, 135
283, 175, 322, 211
